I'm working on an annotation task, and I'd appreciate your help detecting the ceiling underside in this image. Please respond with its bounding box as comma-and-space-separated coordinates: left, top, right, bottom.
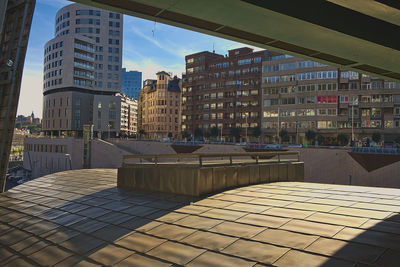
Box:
74, 0, 400, 81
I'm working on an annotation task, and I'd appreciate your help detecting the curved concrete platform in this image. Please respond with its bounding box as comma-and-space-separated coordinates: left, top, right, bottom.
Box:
1, 169, 400, 266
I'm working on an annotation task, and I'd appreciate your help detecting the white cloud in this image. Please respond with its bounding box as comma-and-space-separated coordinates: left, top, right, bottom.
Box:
127, 24, 196, 59
123, 58, 184, 81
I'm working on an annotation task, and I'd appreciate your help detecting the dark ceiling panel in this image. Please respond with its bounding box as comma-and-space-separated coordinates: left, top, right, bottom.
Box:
268, 41, 320, 56
93, 0, 161, 16
217, 26, 274, 44
354, 64, 391, 74
375, 0, 400, 10
158, 10, 223, 31
241, 0, 400, 51
313, 53, 357, 66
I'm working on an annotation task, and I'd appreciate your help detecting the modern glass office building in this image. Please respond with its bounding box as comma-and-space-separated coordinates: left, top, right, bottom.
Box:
121, 68, 142, 99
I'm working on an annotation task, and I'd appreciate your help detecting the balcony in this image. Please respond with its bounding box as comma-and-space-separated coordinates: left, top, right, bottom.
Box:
73, 42, 95, 53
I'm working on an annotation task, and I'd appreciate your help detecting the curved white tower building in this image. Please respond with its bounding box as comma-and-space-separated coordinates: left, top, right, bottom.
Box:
42, 3, 122, 137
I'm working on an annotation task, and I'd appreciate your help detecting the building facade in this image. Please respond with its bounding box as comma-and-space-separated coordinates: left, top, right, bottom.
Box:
41, 3, 123, 137
182, 48, 276, 141
262, 55, 400, 144
119, 93, 138, 136
138, 72, 181, 139
121, 68, 142, 99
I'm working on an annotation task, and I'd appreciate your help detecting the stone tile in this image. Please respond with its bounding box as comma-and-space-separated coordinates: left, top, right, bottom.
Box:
120, 206, 157, 217
330, 207, 392, 220
77, 207, 111, 219
0, 247, 14, 263
118, 216, 152, 230
186, 251, 255, 267
147, 241, 205, 265
236, 213, 290, 228
360, 219, 400, 234
262, 207, 314, 219
286, 202, 337, 212
24, 220, 59, 235
225, 202, 271, 213
252, 228, 319, 249
115, 232, 166, 253
248, 198, 292, 207
59, 203, 91, 213
333, 227, 400, 250
306, 198, 356, 207
53, 255, 88, 267
60, 234, 107, 254
96, 211, 132, 225
174, 215, 222, 230
91, 224, 132, 242
214, 194, 256, 203
351, 202, 400, 212
29, 245, 72, 266
194, 199, 233, 208
10, 236, 41, 252
200, 208, 247, 221
274, 250, 354, 267
69, 218, 107, 233
306, 212, 368, 227
147, 211, 187, 223
114, 253, 171, 267
3, 257, 36, 267
20, 240, 49, 256
0, 229, 32, 246
52, 213, 87, 226
147, 224, 196, 241
223, 239, 289, 265
182, 231, 237, 251
174, 205, 211, 215
306, 237, 385, 263
88, 244, 134, 266
209, 221, 265, 238
375, 249, 400, 267
269, 194, 311, 202
281, 219, 344, 237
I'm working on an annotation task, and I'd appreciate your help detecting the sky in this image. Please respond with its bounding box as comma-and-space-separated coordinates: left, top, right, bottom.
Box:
18, 0, 259, 118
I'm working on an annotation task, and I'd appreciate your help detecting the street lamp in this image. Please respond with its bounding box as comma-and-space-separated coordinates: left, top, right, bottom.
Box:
107, 124, 111, 139
245, 114, 248, 143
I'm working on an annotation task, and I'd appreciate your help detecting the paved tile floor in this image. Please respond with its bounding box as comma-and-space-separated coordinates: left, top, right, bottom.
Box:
1, 169, 400, 266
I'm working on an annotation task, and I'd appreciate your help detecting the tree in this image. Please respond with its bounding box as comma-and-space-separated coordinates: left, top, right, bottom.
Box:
337, 133, 348, 146
194, 127, 203, 139
204, 131, 211, 139
230, 127, 242, 142
372, 132, 381, 143
279, 129, 289, 143
210, 126, 219, 139
305, 130, 316, 144
168, 132, 173, 139
317, 135, 325, 146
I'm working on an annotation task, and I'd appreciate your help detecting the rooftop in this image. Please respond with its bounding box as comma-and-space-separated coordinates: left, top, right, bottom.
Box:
1, 169, 399, 266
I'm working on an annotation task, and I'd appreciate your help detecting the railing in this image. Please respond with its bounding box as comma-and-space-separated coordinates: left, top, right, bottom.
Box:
352, 147, 400, 155
122, 151, 300, 167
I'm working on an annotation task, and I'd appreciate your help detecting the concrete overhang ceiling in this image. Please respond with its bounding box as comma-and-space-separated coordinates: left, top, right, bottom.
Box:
75, 0, 400, 81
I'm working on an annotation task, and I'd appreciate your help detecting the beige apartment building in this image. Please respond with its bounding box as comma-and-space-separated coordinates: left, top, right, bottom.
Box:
118, 93, 138, 136
138, 71, 182, 139
262, 55, 400, 144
